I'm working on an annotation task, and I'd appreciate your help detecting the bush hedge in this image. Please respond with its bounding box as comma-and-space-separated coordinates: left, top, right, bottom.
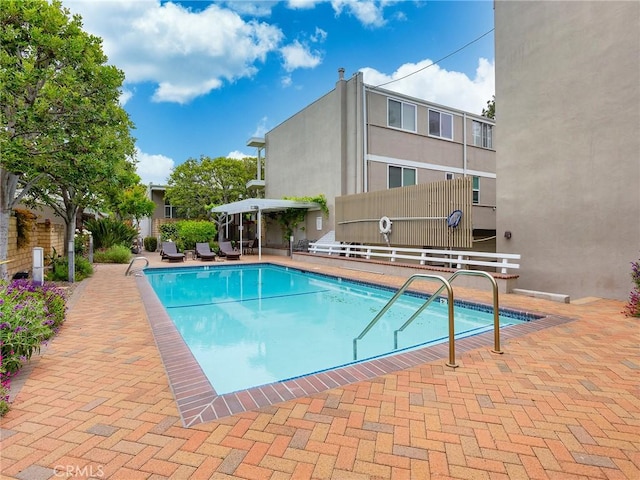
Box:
46, 256, 93, 282
143, 236, 158, 252
93, 245, 132, 264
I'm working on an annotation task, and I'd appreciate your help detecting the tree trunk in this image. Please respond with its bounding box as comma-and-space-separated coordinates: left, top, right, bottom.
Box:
0, 209, 10, 281
64, 207, 78, 258
0, 168, 19, 280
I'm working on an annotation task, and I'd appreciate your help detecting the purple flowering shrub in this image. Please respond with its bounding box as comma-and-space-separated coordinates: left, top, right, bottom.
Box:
624, 260, 640, 317
0, 280, 67, 416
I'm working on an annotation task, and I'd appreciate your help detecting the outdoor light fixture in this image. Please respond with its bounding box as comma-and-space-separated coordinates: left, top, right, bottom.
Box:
504, 231, 512, 239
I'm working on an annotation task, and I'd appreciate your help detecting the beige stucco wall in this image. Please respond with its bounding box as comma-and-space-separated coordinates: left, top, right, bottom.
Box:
495, 1, 640, 300
150, 189, 166, 220
265, 71, 497, 244
365, 90, 496, 232
265, 75, 363, 239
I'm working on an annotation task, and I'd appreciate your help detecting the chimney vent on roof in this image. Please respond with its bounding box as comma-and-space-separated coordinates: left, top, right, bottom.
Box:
338, 67, 345, 80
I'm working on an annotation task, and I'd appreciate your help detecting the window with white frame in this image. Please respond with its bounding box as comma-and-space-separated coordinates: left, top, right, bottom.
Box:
388, 165, 416, 188
164, 198, 177, 218
445, 172, 454, 180
472, 176, 480, 204
472, 120, 493, 149
428, 109, 453, 140
388, 98, 416, 132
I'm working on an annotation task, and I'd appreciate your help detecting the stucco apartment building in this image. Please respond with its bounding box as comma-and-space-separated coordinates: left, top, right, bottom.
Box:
262, 70, 496, 247
494, 1, 640, 300
138, 184, 179, 241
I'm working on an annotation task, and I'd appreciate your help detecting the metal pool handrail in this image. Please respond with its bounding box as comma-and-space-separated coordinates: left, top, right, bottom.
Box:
393, 270, 503, 357
353, 274, 457, 366
125, 257, 149, 276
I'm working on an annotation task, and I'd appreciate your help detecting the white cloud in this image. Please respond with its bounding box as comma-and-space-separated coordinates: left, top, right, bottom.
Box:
119, 87, 133, 106
361, 57, 495, 115
311, 27, 328, 43
134, 148, 175, 185
65, 0, 284, 104
63, 0, 399, 106
224, 1, 275, 17
281, 40, 322, 72
281, 75, 293, 87
331, 0, 388, 27
252, 117, 269, 137
227, 150, 253, 159
287, 0, 322, 9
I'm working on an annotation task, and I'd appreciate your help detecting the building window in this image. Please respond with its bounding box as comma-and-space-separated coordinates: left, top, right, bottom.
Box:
388, 99, 416, 132
445, 172, 454, 180
388, 165, 416, 188
164, 199, 177, 218
472, 120, 493, 149
472, 176, 480, 204
428, 109, 453, 140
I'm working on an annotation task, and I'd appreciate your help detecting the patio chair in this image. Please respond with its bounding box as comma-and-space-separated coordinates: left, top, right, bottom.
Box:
218, 241, 241, 260
293, 239, 310, 252
160, 241, 185, 262
246, 238, 258, 254
195, 242, 217, 261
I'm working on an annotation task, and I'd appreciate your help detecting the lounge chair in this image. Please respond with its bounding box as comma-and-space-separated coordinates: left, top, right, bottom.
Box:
160, 241, 185, 262
195, 242, 217, 261
218, 241, 241, 260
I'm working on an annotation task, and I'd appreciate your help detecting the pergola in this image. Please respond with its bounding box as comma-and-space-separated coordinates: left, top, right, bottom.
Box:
210, 198, 320, 260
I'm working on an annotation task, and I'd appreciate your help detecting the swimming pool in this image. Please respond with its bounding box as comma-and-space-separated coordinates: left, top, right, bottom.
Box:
144, 263, 533, 396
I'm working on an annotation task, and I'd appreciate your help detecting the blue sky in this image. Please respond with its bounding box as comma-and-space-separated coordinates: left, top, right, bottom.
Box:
62, 1, 495, 185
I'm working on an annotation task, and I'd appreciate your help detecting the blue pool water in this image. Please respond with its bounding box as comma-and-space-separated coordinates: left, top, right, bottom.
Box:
145, 264, 527, 395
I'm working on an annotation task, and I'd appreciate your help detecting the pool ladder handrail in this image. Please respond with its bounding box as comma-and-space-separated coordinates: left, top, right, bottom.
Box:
125, 257, 149, 276
353, 274, 455, 365
352, 271, 503, 368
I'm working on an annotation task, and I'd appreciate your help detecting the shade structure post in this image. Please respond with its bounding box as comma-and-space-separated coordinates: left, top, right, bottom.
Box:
257, 209, 262, 260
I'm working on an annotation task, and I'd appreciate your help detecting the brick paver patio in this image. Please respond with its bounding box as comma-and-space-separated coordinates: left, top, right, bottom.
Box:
1, 254, 638, 479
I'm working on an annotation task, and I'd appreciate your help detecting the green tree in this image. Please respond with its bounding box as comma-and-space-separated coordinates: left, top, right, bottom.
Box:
482, 96, 495, 119
166, 156, 256, 239
0, 0, 134, 270
0, 0, 136, 275
111, 184, 156, 226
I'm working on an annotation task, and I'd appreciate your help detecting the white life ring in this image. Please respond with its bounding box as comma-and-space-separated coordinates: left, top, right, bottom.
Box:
379, 216, 392, 234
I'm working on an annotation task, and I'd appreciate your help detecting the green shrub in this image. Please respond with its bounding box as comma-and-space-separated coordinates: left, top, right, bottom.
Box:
175, 220, 217, 251
159, 223, 179, 242
143, 236, 158, 252
46, 256, 93, 282
85, 217, 137, 249
93, 245, 132, 264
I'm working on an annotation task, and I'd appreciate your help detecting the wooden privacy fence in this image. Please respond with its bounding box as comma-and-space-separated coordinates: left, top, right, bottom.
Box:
335, 177, 473, 249
308, 242, 520, 274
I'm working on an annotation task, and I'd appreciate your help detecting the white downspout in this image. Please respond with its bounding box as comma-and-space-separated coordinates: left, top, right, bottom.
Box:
463, 113, 468, 177
363, 84, 369, 192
